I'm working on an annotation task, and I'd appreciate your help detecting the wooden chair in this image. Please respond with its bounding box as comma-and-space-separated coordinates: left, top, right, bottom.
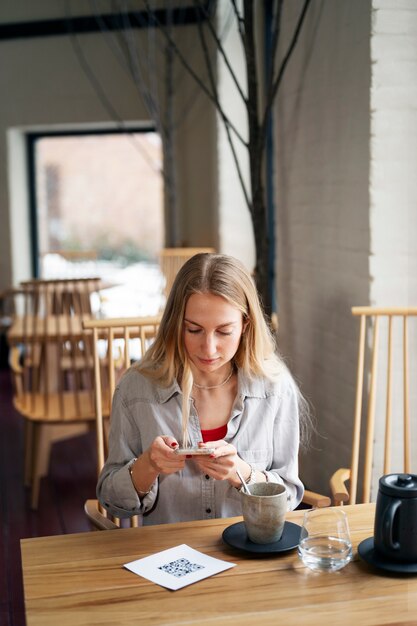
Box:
331, 306, 417, 505
82, 315, 162, 530
20, 277, 101, 316
9, 279, 104, 509
159, 247, 215, 300
11, 326, 98, 510
81, 314, 329, 526
302, 489, 330, 508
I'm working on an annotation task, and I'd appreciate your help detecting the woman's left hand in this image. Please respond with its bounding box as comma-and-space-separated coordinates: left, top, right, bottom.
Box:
193, 440, 247, 488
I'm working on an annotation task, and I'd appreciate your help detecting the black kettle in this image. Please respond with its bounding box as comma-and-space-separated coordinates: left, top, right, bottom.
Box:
374, 473, 417, 563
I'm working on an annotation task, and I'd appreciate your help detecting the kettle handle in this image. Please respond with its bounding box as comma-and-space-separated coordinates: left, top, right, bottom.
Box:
382, 499, 401, 551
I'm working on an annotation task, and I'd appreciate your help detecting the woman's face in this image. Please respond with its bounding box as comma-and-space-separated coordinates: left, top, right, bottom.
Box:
183, 292, 245, 376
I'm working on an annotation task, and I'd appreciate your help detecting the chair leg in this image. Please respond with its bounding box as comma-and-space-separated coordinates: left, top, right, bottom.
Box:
24, 420, 34, 488
30, 424, 41, 510
30, 423, 52, 510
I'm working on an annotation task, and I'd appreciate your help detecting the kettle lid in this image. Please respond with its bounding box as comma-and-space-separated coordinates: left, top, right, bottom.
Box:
379, 473, 417, 498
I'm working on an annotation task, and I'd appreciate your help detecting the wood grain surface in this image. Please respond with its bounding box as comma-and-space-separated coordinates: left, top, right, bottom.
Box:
21, 504, 417, 625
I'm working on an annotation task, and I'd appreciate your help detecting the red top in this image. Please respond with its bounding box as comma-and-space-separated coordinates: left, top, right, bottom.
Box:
200, 424, 228, 443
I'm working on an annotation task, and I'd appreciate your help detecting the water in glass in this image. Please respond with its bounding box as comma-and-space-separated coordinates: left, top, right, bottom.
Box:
298, 535, 353, 572
298, 508, 353, 572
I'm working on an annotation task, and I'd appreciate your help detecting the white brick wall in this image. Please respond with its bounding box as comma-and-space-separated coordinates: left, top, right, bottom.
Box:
370, 0, 417, 490
370, 0, 417, 306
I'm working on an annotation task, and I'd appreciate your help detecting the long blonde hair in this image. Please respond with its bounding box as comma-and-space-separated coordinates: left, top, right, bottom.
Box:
137, 253, 308, 445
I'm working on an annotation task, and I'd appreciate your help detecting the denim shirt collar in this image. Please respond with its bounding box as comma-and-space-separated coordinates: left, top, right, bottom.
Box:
156, 378, 181, 404
237, 369, 268, 399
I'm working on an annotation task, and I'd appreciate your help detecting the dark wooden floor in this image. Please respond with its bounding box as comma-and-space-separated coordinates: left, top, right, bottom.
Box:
0, 368, 98, 626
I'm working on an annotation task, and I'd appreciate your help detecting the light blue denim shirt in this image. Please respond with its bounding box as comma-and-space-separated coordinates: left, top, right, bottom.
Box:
97, 366, 304, 525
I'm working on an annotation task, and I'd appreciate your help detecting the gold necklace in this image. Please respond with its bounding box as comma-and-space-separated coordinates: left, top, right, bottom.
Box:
193, 366, 234, 390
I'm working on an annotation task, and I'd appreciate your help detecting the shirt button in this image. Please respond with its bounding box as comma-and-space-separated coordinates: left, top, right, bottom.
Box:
205, 474, 210, 480
206, 508, 211, 514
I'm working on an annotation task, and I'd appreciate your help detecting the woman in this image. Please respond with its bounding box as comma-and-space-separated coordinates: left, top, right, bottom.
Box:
97, 253, 308, 524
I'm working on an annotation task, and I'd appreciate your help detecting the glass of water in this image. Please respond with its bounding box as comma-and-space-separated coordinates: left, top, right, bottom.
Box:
298, 508, 353, 572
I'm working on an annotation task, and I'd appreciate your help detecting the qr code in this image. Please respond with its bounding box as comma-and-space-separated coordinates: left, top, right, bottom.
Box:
158, 558, 204, 578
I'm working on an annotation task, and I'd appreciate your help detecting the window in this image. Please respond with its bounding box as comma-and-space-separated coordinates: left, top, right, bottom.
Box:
29, 129, 165, 316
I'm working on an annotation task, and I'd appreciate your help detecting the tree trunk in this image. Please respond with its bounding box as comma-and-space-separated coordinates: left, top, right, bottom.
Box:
252, 184, 271, 317
243, 1, 271, 316
163, 19, 178, 246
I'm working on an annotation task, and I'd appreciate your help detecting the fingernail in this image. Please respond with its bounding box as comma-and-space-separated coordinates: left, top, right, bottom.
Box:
186, 455, 192, 459
171, 442, 178, 448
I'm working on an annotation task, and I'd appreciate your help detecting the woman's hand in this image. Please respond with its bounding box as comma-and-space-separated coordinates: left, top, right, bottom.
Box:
193, 440, 250, 488
131, 436, 185, 494
145, 436, 186, 476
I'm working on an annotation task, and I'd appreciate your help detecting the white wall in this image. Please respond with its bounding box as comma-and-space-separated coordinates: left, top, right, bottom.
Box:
274, 0, 372, 495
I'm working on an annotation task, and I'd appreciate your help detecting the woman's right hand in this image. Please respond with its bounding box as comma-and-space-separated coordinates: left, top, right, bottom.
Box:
145, 435, 186, 476
130, 436, 186, 495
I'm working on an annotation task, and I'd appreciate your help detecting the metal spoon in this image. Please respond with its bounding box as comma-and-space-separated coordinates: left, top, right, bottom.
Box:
236, 469, 251, 495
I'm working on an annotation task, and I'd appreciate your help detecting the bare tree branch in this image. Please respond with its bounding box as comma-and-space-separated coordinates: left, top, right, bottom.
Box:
194, 1, 250, 207
163, 6, 179, 245
223, 116, 252, 210
120, 8, 167, 138
230, 0, 245, 44
260, 0, 311, 146
84, 0, 313, 314
89, 0, 163, 135
65, 2, 161, 175
267, 0, 283, 94
241, 1, 261, 196
196, 0, 247, 105
142, 0, 248, 148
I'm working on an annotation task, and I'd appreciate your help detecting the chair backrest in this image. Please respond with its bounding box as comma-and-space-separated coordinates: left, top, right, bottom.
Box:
10, 281, 97, 422
348, 306, 417, 504
159, 247, 215, 299
20, 277, 101, 316
82, 315, 162, 479
82, 315, 161, 529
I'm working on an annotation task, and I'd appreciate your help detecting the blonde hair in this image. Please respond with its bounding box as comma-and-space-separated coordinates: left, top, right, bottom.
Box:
137, 253, 309, 446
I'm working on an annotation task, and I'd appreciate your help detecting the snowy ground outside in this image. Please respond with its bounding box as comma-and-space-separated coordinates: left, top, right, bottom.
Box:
42, 254, 166, 318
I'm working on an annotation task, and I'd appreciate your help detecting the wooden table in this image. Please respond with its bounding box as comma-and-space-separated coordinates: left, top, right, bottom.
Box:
8, 315, 160, 344
7, 314, 89, 344
20, 504, 417, 625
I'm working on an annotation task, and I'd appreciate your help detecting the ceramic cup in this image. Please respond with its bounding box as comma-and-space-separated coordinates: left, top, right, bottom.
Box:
374, 473, 417, 563
240, 482, 288, 544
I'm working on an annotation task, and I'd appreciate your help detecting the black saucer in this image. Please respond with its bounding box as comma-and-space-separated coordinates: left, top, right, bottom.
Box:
358, 537, 417, 574
222, 521, 301, 554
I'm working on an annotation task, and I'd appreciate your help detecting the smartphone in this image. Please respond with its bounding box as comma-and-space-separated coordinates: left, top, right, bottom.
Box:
174, 447, 215, 456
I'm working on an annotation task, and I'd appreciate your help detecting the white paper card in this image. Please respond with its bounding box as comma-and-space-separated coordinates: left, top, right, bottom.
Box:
124, 543, 236, 590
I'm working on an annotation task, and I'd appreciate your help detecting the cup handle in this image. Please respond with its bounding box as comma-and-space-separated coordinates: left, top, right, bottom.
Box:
382, 499, 401, 551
